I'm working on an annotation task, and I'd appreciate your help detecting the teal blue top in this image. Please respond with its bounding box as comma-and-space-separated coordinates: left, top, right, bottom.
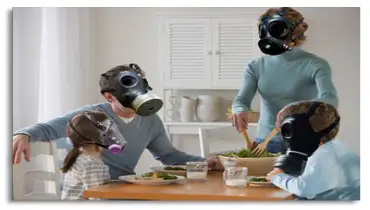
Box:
232, 48, 338, 140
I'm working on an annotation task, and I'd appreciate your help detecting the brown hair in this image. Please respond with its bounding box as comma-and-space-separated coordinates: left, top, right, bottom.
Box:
61, 111, 108, 173
279, 101, 340, 143
259, 7, 309, 47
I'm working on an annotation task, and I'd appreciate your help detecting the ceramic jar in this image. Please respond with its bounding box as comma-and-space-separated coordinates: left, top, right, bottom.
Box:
196, 95, 221, 122
179, 96, 198, 122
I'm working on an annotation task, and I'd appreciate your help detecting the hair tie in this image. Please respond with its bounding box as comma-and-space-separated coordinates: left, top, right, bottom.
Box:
278, 9, 285, 16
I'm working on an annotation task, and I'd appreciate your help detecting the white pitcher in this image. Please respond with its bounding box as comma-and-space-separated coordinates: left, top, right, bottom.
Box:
180, 96, 198, 122
196, 95, 221, 122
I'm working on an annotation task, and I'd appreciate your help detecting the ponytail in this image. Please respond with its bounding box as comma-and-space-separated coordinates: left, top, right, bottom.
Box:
61, 147, 81, 173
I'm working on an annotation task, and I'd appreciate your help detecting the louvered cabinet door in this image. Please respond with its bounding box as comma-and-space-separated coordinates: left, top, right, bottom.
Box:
211, 18, 260, 89
161, 19, 212, 89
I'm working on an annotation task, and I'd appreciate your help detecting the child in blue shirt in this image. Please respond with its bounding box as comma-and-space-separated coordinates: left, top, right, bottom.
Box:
266, 101, 360, 200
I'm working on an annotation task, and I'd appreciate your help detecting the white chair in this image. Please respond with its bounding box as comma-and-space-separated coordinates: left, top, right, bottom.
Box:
12, 141, 63, 200
198, 125, 257, 158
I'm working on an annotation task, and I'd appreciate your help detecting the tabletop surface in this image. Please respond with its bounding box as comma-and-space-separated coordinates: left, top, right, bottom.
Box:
83, 171, 294, 201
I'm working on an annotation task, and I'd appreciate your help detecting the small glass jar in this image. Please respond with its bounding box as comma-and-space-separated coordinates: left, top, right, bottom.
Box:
224, 167, 248, 188
222, 157, 237, 170
222, 157, 237, 180
186, 161, 208, 181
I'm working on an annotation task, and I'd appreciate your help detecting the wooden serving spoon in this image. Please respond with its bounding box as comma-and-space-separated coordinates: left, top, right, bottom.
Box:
227, 106, 254, 149
252, 128, 279, 155
241, 130, 254, 149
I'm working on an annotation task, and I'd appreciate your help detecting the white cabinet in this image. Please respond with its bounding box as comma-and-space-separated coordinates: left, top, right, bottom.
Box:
159, 16, 261, 89
211, 18, 261, 89
160, 19, 212, 89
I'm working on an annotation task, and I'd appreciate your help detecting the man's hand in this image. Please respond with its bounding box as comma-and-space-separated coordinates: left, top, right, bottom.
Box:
207, 156, 224, 171
12, 134, 31, 164
266, 168, 284, 181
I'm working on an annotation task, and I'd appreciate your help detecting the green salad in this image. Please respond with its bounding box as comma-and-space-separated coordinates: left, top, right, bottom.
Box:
141, 172, 178, 180
219, 148, 280, 158
164, 166, 186, 171
249, 177, 268, 182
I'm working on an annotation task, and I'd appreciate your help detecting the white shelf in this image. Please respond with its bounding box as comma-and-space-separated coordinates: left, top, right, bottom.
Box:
164, 121, 258, 127
163, 121, 258, 135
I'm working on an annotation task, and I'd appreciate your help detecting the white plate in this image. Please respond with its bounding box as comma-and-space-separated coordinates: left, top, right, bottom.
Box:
118, 174, 186, 186
150, 165, 187, 176
248, 181, 275, 188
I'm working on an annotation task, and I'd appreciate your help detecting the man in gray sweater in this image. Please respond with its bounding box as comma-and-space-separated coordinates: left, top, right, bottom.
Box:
12, 64, 222, 179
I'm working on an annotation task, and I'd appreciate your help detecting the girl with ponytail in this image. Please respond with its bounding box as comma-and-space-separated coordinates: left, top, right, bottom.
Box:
61, 110, 111, 200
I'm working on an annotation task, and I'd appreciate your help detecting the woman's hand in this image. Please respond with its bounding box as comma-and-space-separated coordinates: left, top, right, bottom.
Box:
231, 112, 248, 133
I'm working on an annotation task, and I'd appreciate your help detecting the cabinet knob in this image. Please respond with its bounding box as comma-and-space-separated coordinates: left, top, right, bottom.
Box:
215, 50, 223, 55
207, 51, 212, 55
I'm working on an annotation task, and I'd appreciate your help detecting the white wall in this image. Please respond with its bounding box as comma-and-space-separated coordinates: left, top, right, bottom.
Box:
94, 7, 360, 173
13, 7, 42, 132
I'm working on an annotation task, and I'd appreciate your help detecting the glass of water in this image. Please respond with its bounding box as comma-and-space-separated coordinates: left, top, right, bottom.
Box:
186, 161, 208, 181
224, 167, 248, 188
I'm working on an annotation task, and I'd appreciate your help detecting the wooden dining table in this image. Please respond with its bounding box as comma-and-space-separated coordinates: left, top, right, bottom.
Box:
83, 171, 294, 201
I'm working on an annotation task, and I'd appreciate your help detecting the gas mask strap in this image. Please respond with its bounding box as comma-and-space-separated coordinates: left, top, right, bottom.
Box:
82, 112, 117, 146
291, 18, 305, 42
83, 112, 107, 131
287, 150, 308, 158
129, 63, 144, 77
305, 102, 321, 118
317, 116, 341, 136
68, 120, 107, 148
295, 18, 305, 26
128, 63, 153, 91
278, 8, 287, 16
278, 8, 304, 30
292, 33, 304, 42
84, 142, 109, 149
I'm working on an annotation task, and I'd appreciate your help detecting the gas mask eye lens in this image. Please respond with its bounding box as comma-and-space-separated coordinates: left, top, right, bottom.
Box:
111, 64, 163, 116
281, 123, 293, 139
120, 75, 138, 88
269, 21, 288, 38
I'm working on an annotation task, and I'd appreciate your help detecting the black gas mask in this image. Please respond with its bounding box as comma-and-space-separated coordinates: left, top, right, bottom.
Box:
258, 9, 304, 55
68, 112, 128, 155
273, 102, 340, 176
101, 63, 163, 116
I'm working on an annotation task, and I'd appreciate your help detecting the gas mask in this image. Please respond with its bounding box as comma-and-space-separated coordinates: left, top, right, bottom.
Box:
102, 63, 163, 116
258, 10, 304, 55
273, 102, 340, 176
68, 112, 127, 155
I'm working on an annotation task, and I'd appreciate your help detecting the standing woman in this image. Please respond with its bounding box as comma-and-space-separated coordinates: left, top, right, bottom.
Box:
231, 7, 338, 153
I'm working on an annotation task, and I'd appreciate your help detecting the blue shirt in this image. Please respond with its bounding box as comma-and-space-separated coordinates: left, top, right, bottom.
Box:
271, 140, 360, 200
232, 48, 338, 141
14, 103, 204, 179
